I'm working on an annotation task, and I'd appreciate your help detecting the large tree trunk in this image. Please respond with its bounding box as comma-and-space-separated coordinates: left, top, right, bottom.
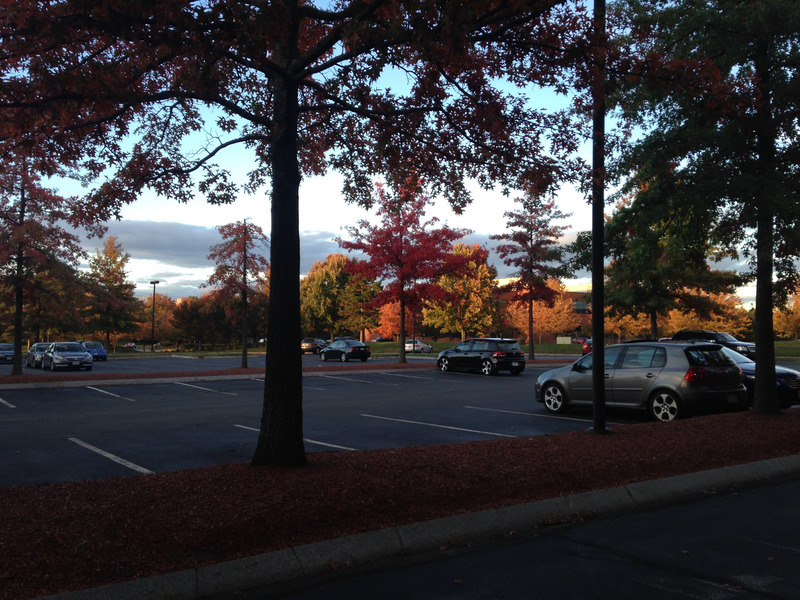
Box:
751, 44, 780, 416
251, 4, 307, 467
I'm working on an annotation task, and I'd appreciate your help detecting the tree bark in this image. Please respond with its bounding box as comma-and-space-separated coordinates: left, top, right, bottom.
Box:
251, 1, 307, 467
751, 42, 780, 416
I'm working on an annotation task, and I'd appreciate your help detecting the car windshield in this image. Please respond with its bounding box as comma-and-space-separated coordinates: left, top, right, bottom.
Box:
57, 343, 86, 352
721, 347, 753, 364
716, 332, 739, 342
685, 346, 734, 366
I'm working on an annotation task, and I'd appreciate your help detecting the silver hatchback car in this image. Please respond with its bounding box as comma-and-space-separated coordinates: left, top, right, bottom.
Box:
535, 341, 747, 421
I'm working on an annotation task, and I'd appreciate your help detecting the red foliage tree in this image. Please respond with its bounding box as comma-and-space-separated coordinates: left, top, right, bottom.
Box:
339, 180, 468, 362
2, 1, 586, 466
206, 220, 270, 368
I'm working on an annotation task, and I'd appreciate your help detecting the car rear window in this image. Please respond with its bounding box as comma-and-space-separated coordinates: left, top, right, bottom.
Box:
496, 341, 522, 352
685, 347, 734, 367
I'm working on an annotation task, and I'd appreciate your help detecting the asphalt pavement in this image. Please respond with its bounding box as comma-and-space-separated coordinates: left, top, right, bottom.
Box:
11, 358, 800, 600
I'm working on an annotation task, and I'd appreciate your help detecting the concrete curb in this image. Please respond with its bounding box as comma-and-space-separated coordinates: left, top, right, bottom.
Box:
40, 453, 800, 600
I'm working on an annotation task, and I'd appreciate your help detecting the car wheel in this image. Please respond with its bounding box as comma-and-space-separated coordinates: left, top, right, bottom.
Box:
542, 383, 568, 413
438, 357, 450, 372
360, 357, 368, 362
481, 359, 496, 376
425, 347, 432, 353
85, 365, 92, 371
50, 360, 56, 371
649, 391, 681, 421
320, 352, 327, 362
340, 352, 348, 362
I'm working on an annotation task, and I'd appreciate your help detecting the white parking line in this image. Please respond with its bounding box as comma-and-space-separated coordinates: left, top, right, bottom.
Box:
173, 382, 237, 396
464, 405, 625, 426
233, 424, 356, 451
361, 414, 515, 438
0, 396, 15, 408
321, 375, 398, 385
378, 372, 439, 381
86, 386, 135, 402
68, 437, 154, 474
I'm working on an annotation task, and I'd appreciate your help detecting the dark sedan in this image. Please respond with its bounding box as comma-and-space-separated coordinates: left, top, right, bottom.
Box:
437, 338, 526, 376
722, 348, 800, 409
320, 340, 371, 362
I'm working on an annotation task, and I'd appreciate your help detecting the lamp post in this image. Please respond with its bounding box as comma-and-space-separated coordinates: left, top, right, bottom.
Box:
150, 280, 159, 353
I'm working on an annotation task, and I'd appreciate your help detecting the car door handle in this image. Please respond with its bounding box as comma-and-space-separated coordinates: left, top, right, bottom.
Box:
646, 373, 656, 378
604, 373, 612, 379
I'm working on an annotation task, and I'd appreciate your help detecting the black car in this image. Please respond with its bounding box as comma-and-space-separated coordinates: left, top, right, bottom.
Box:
320, 340, 371, 362
721, 348, 800, 409
437, 338, 526, 376
671, 330, 756, 359
301, 338, 328, 354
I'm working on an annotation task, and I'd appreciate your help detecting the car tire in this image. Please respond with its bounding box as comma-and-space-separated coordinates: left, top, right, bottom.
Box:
542, 383, 568, 413
85, 366, 92, 371
320, 353, 327, 362
509, 367, 523, 375
360, 357, 368, 362
481, 359, 496, 376
50, 361, 56, 371
340, 352, 348, 362
649, 391, 681, 421
425, 347, 432, 353
438, 357, 450, 372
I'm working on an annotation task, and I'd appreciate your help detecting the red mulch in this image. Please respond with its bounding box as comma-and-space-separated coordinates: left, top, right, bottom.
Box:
1, 408, 799, 599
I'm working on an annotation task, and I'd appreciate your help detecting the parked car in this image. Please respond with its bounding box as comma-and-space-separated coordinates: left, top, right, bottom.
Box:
371, 336, 391, 342
320, 340, 371, 362
437, 338, 526, 376
41, 342, 93, 371
0, 343, 14, 363
82, 341, 107, 361
301, 338, 328, 354
671, 330, 756, 359
721, 347, 800, 409
535, 341, 747, 421
405, 338, 433, 353
581, 339, 592, 355
25, 342, 51, 368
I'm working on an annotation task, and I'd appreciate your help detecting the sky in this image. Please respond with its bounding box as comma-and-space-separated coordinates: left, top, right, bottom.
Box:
77, 170, 599, 301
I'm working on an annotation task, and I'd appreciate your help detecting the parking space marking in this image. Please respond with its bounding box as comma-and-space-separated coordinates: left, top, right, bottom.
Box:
68, 437, 154, 474
321, 375, 398, 386
361, 414, 515, 438
465, 405, 625, 425
86, 386, 136, 402
174, 382, 237, 396
233, 424, 357, 451
378, 372, 440, 381
0, 396, 15, 408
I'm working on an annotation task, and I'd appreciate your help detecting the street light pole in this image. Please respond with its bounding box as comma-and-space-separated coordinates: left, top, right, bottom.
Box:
150, 280, 159, 353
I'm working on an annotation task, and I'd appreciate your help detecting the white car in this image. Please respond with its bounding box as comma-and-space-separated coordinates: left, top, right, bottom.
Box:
405, 339, 432, 353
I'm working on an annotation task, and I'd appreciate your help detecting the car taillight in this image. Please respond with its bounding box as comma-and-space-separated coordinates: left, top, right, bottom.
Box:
364, 346, 370, 351
493, 351, 506, 357
684, 367, 710, 382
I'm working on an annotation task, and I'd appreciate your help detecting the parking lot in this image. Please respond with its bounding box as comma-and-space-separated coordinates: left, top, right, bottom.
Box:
0, 354, 652, 487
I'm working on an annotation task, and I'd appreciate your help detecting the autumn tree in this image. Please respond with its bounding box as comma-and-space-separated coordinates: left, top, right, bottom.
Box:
774, 284, 800, 340
206, 221, 269, 368
300, 254, 354, 341
614, 0, 800, 414
663, 292, 752, 339
132, 294, 175, 347
302, 254, 381, 341
0, 155, 102, 373
423, 244, 497, 341
575, 191, 743, 340
86, 237, 140, 350
491, 193, 572, 358
2, 1, 586, 466
339, 180, 469, 363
